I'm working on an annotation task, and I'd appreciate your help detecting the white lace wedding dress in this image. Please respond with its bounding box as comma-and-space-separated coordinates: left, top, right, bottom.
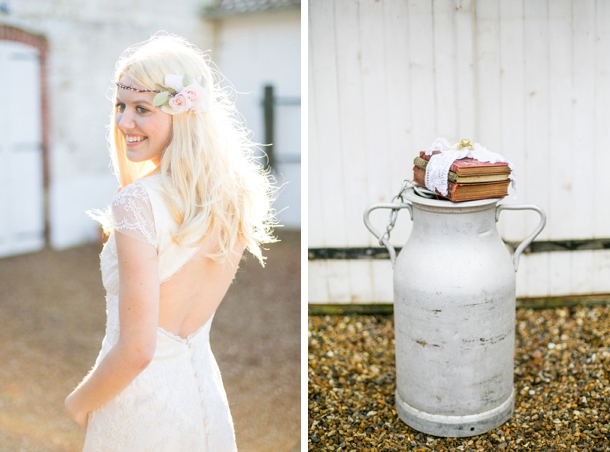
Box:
83, 173, 237, 451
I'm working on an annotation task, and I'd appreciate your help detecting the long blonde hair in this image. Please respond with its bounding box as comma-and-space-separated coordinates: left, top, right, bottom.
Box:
109, 34, 276, 264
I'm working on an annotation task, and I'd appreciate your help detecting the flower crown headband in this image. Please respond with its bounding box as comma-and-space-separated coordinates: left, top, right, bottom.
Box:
116, 73, 211, 115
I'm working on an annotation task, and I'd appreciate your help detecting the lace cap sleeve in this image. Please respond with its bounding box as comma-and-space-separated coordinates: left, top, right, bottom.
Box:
111, 182, 157, 248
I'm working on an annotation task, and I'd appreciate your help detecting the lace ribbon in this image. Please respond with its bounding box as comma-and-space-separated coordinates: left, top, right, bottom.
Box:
423, 137, 517, 197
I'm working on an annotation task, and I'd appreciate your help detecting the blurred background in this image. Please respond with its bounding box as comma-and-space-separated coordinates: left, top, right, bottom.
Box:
0, 0, 300, 450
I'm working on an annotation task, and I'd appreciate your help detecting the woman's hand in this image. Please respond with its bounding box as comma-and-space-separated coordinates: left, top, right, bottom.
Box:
65, 392, 89, 430
73, 410, 89, 430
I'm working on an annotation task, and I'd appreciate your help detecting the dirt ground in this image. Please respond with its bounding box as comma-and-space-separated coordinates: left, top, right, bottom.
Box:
0, 229, 300, 452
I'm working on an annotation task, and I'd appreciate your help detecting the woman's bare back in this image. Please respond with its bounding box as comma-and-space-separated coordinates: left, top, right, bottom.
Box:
158, 240, 245, 339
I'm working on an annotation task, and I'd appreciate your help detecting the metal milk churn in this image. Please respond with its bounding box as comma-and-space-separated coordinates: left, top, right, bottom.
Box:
364, 184, 546, 437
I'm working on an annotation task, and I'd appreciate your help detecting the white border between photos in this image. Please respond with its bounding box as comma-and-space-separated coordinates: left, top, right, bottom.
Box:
300, 1, 308, 451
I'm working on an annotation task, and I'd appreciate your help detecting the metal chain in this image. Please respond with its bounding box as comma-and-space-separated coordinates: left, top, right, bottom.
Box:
378, 180, 410, 246
379, 179, 437, 246
378, 179, 437, 246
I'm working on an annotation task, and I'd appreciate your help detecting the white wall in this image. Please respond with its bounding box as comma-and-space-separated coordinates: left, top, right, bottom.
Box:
212, 9, 301, 228
309, 0, 610, 302
0, 0, 214, 250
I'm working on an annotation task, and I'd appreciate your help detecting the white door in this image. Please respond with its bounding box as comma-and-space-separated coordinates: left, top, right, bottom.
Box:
0, 40, 45, 257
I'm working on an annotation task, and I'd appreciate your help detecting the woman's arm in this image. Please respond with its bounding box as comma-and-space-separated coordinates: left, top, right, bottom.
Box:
65, 231, 159, 429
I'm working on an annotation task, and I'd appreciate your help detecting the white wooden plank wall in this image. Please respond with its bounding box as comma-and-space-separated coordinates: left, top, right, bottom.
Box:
309, 0, 610, 303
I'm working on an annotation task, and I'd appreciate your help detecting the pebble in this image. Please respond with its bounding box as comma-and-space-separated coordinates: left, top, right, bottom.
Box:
308, 306, 610, 450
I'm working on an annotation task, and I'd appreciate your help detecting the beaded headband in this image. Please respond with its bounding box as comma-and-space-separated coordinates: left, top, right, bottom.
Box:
115, 82, 176, 97
115, 74, 210, 115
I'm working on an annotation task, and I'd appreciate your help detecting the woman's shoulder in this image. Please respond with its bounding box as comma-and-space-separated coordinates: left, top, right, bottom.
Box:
118, 173, 176, 233
113, 173, 163, 205
113, 181, 148, 204
137, 172, 163, 187
109, 180, 158, 247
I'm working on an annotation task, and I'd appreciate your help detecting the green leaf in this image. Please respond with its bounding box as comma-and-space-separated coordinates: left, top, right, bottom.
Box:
183, 74, 192, 87
199, 75, 206, 87
153, 91, 169, 107
156, 83, 177, 93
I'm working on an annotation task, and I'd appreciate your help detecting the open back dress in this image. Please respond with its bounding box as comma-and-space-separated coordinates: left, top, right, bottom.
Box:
83, 173, 237, 451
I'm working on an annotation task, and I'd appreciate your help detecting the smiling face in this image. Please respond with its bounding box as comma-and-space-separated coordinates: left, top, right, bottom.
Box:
115, 75, 173, 167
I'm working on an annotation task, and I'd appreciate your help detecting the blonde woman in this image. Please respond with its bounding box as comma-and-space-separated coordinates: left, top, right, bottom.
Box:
64, 35, 275, 450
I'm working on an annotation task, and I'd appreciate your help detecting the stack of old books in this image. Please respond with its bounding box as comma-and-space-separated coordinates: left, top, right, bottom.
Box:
413, 151, 512, 202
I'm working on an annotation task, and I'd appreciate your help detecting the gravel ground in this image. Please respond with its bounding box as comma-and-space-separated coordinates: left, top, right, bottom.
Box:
0, 229, 300, 452
308, 306, 610, 451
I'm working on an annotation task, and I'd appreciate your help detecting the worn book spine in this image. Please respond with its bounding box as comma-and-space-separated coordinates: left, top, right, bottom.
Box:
413, 166, 427, 187
445, 180, 510, 202
418, 151, 511, 175
413, 166, 461, 187
414, 157, 459, 183
414, 157, 510, 184
413, 166, 510, 202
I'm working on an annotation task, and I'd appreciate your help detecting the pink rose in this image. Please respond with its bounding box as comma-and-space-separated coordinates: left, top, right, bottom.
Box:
168, 92, 191, 113
182, 83, 206, 114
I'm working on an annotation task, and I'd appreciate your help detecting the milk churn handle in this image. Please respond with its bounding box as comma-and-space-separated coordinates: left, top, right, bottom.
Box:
363, 203, 413, 266
495, 204, 547, 272
363, 180, 414, 267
